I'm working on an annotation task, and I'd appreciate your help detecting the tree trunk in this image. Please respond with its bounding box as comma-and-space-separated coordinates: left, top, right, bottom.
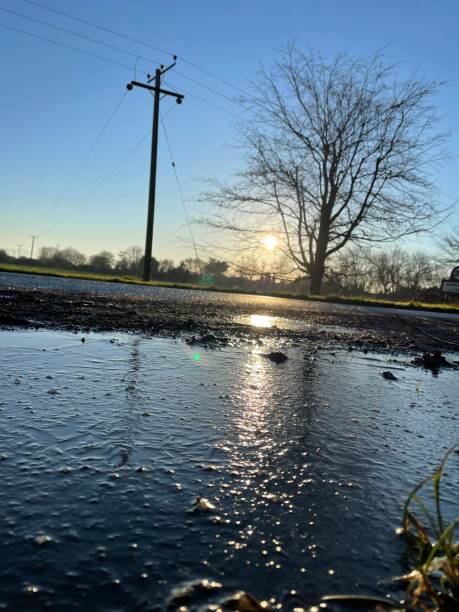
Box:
310, 219, 329, 294
310, 259, 325, 294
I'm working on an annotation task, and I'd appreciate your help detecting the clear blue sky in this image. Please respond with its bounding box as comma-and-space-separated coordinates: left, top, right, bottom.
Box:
1, 0, 458, 261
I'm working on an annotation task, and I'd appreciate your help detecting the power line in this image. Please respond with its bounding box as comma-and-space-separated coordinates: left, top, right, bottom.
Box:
163, 79, 240, 118
3, 6, 240, 107
0, 22, 139, 72
41, 129, 152, 237
160, 114, 202, 274
24, 0, 250, 97
0, 22, 241, 118
1, 6, 162, 64
34, 90, 128, 233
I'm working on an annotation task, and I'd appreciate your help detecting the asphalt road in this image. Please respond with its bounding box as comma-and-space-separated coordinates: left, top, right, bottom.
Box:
1, 271, 458, 352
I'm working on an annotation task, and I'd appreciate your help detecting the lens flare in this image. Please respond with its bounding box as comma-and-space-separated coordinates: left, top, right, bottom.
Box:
262, 235, 278, 251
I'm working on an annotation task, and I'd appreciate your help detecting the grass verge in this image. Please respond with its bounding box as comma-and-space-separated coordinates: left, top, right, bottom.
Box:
1, 263, 459, 314
400, 447, 459, 610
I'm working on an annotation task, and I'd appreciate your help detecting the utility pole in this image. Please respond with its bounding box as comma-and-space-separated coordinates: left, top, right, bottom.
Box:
29, 234, 38, 259
126, 57, 184, 281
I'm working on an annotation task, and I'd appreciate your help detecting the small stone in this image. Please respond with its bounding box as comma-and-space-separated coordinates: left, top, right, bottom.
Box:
382, 371, 398, 380
47, 388, 58, 395
34, 535, 52, 546
190, 496, 216, 513
265, 352, 288, 364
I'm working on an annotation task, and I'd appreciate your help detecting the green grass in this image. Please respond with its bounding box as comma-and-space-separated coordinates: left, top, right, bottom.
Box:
400, 447, 459, 610
1, 262, 459, 314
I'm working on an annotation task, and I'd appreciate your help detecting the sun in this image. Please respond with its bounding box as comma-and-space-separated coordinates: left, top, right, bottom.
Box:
262, 235, 278, 251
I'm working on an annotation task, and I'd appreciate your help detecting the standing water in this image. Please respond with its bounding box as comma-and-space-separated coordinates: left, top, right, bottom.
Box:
0, 329, 457, 610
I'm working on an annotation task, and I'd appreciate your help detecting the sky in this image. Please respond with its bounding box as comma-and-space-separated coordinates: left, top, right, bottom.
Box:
1, 0, 458, 262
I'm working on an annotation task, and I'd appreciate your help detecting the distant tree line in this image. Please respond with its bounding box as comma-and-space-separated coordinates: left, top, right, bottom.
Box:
0, 245, 230, 285
0, 240, 456, 301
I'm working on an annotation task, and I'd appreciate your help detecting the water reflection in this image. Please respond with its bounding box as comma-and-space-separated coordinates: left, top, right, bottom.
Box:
250, 314, 272, 328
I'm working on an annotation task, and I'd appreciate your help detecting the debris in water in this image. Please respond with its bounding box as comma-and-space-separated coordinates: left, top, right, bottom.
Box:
166, 578, 222, 608
190, 496, 216, 513
14, 377, 21, 384
34, 534, 52, 546
220, 590, 270, 611
382, 371, 398, 380
262, 351, 288, 364
47, 388, 58, 395
263, 493, 280, 503
413, 351, 454, 371
24, 585, 40, 595
320, 594, 401, 610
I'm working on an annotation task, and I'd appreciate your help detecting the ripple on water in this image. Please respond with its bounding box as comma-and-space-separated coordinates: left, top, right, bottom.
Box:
0, 329, 457, 610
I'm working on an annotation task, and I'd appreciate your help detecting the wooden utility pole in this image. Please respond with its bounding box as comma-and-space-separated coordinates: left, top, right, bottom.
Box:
126, 57, 184, 281
29, 234, 38, 259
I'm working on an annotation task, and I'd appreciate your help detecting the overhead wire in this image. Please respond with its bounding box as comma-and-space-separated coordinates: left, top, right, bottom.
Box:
159, 112, 203, 274
23, 0, 250, 97
163, 79, 241, 119
41, 129, 152, 237
0, 22, 140, 73
2, 2, 242, 246
2, 6, 239, 106
0, 22, 241, 118
34, 90, 128, 233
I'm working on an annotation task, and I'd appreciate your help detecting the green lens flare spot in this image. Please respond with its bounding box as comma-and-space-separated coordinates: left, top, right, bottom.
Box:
193, 353, 201, 362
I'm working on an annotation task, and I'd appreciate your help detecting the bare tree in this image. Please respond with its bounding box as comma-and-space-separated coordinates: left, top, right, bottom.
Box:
369, 248, 405, 294
438, 227, 459, 264
403, 251, 436, 292
59, 247, 86, 267
203, 46, 447, 293
334, 247, 372, 293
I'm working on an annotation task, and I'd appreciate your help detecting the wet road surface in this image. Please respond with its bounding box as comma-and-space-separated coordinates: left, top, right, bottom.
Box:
1, 329, 457, 610
1, 272, 458, 351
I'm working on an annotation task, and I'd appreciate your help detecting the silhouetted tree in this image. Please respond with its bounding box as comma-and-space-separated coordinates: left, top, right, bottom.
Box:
59, 247, 86, 267
0, 249, 13, 263
439, 227, 459, 264
89, 251, 114, 273
403, 251, 436, 292
204, 258, 229, 277
204, 45, 447, 293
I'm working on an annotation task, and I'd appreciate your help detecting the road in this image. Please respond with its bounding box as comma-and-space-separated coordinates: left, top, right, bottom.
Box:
1, 271, 458, 351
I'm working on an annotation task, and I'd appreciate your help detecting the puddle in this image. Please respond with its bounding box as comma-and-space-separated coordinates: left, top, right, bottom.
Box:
0, 329, 457, 610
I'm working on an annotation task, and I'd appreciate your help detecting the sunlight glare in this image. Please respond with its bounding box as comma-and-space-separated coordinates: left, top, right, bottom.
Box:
250, 314, 272, 328
263, 235, 278, 251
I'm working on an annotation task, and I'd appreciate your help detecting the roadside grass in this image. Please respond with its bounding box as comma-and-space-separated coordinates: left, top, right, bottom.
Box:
399, 447, 459, 610
1, 262, 459, 315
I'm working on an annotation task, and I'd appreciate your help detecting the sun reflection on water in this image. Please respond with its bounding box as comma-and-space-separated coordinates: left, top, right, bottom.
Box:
250, 314, 272, 328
